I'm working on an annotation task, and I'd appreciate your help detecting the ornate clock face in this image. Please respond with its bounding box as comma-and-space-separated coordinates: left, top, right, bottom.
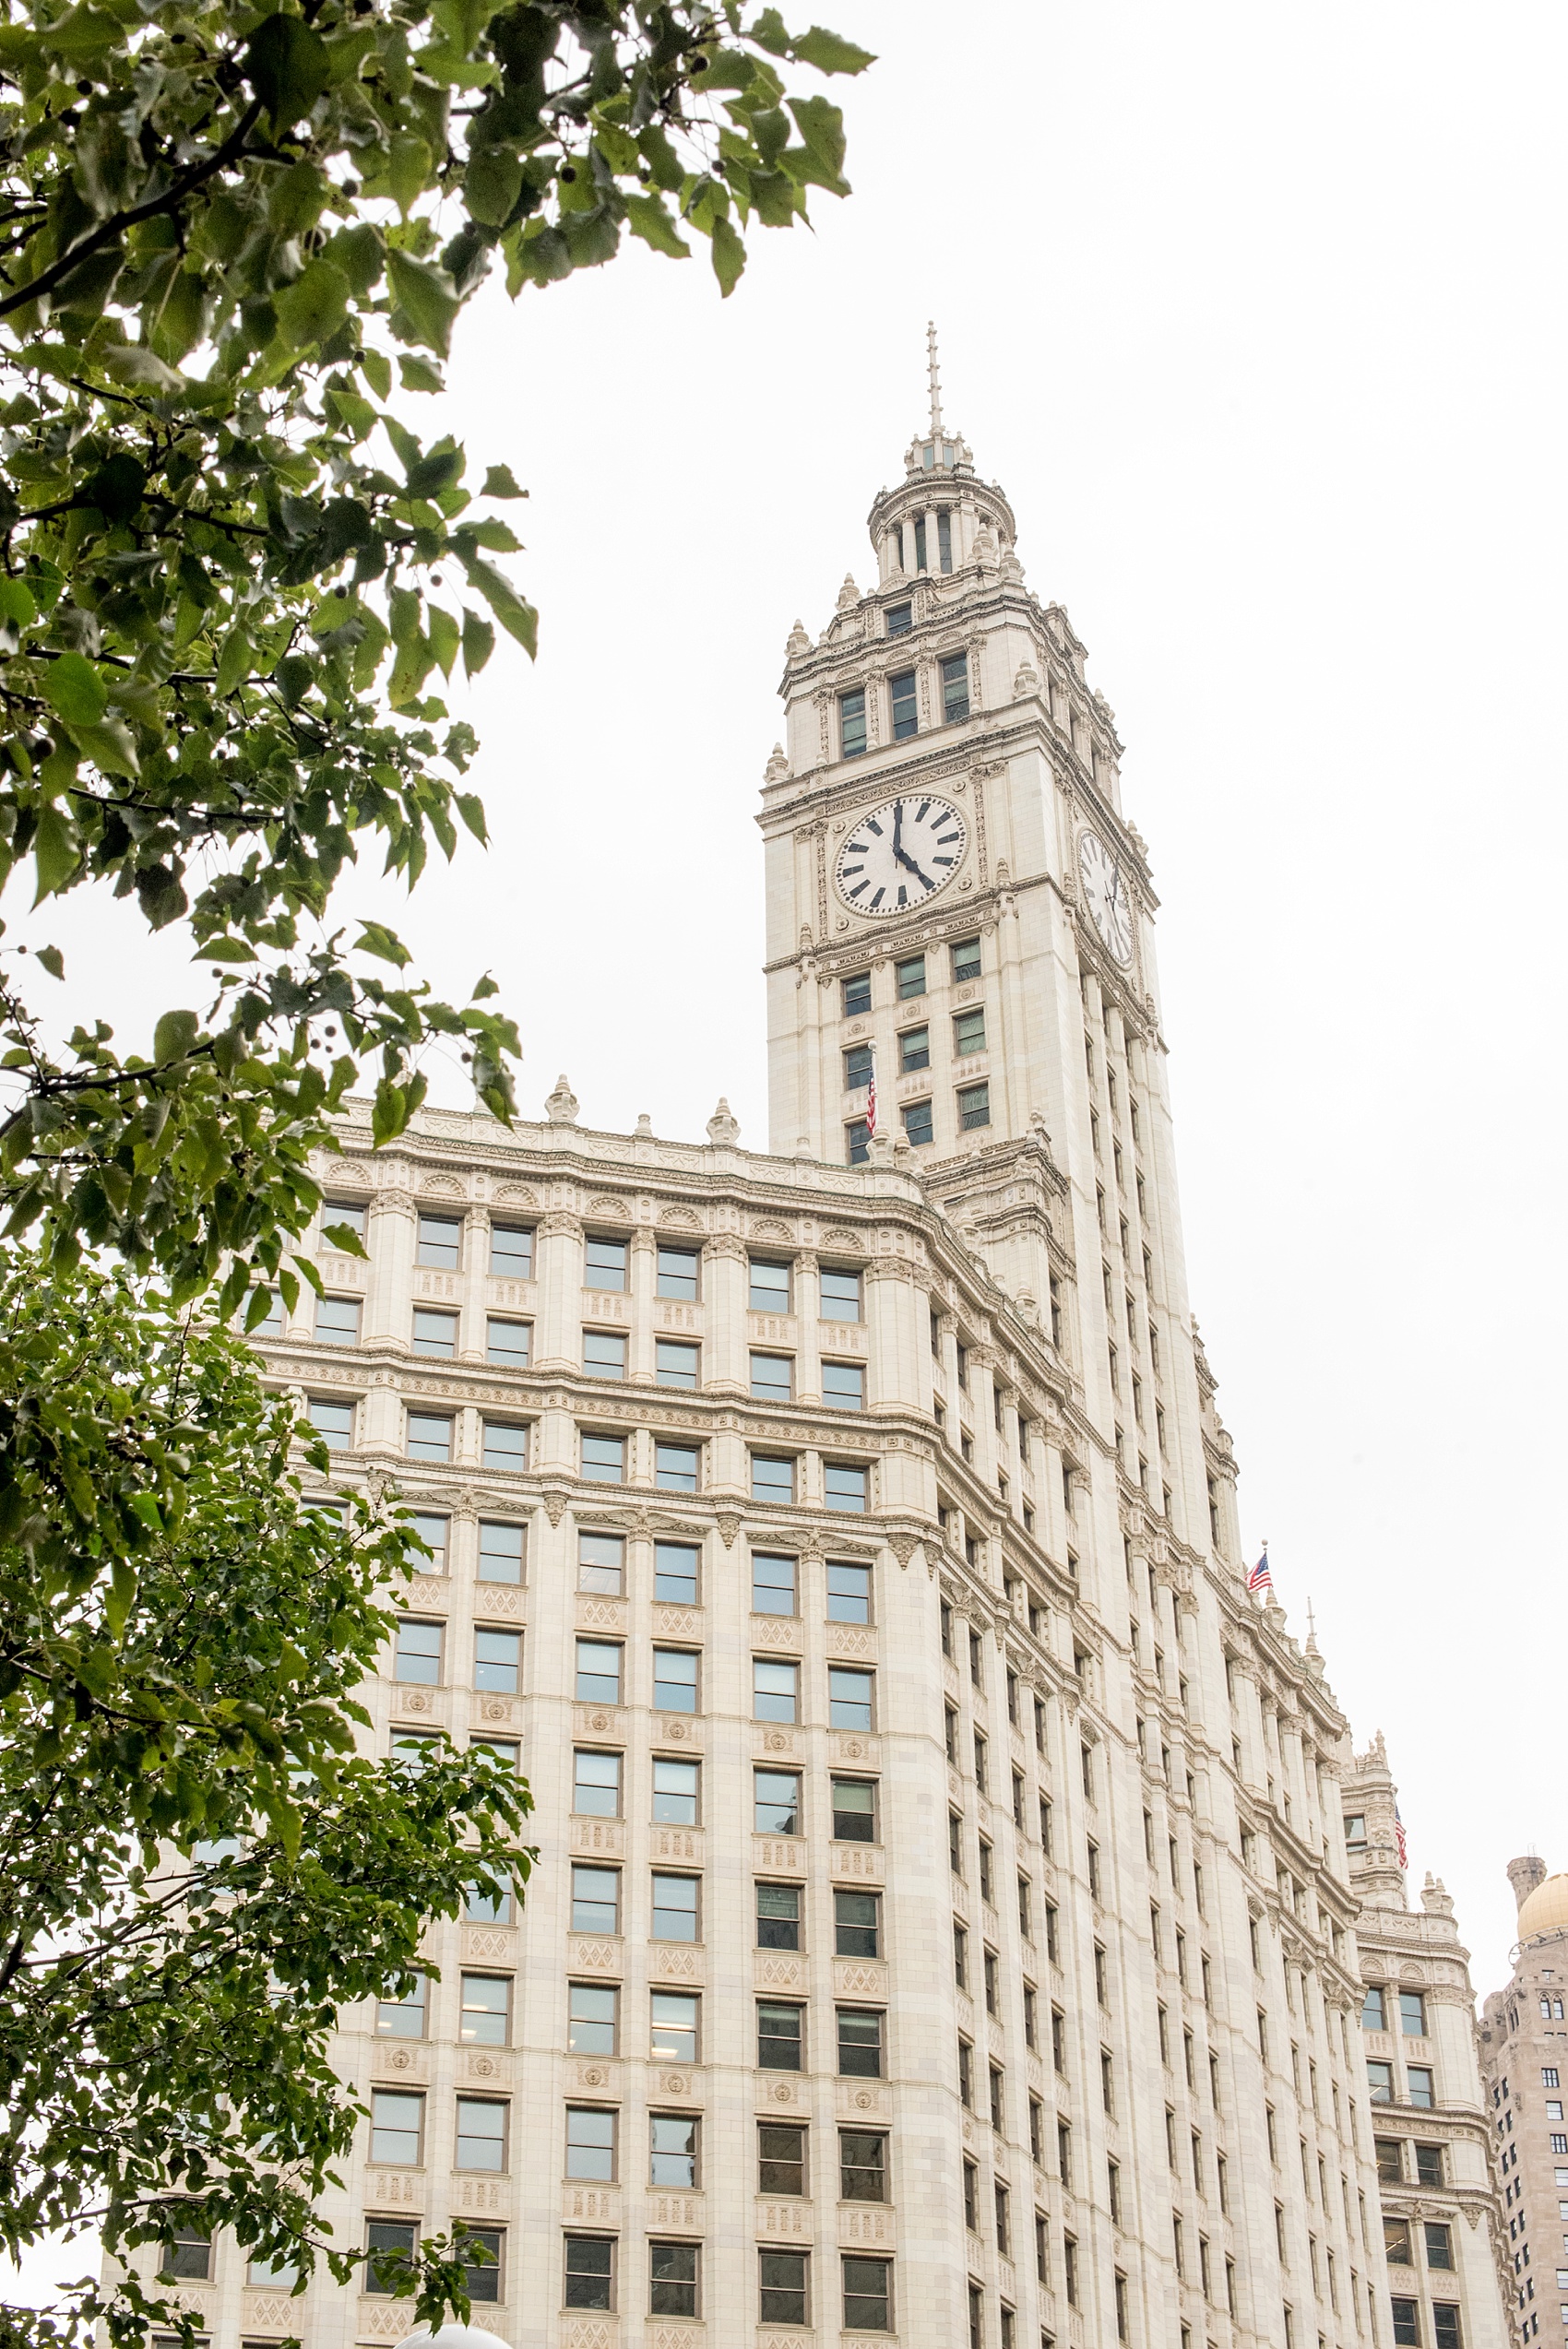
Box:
834, 794, 968, 916
1077, 832, 1134, 966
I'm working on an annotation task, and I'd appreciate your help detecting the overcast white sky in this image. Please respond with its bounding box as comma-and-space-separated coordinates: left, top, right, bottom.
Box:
8, 28, 1565, 2294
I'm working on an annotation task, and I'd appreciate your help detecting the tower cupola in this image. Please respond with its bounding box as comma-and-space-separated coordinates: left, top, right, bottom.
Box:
866, 325, 1017, 586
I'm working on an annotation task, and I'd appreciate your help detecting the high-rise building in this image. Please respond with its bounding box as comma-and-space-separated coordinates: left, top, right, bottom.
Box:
1343, 1738, 1511, 2349
1478, 1860, 1568, 2346
121, 362, 1508, 2349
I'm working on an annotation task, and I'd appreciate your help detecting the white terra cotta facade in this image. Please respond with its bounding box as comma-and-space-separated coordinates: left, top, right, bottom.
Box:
121, 389, 1512, 2349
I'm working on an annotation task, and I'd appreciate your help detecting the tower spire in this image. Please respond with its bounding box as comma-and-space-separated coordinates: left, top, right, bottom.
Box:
926, 320, 943, 436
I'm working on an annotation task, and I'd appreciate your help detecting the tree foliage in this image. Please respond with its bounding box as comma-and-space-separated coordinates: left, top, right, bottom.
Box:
0, 0, 872, 1311
0, 1246, 536, 2348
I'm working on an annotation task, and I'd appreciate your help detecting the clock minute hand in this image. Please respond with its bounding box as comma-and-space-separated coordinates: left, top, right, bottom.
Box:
889, 801, 933, 887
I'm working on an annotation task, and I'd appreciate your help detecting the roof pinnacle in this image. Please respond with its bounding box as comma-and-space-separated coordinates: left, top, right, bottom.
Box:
926, 320, 943, 437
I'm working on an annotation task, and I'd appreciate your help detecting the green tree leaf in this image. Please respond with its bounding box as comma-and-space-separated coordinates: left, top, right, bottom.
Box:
274, 257, 351, 351
709, 213, 746, 297
245, 12, 332, 126
42, 654, 107, 728
386, 249, 461, 358
789, 25, 876, 72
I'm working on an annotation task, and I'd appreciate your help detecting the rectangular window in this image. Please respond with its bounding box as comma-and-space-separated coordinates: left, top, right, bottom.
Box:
897, 952, 927, 1000
656, 1441, 699, 1491
486, 1316, 530, 1367
577, 1531, 624, 1595
1399, 1990, 1427, 2036
1407, 2066, 1434, 2108
410, 1305, 455, 1358
819, 1266, 863, 1322
574, 1749, 621, 1817
953, 1007, 986, 1057
844, 1043, 873, 1094
823, 1360, 866, 1410
842, 971, 872, 1017
752, 1549, 798, 1615
1389, 2299, 1420, 2348
759, 2000, 804, 2070
322, 1197, 368, 1244
650, 2114, 698, 2190
759, 2249, 808, 2327
840, 688, 867, 758
657, 1244, 699, 1299
648, 2240, 697, 2319
652, 1758, 699, 1824
885, 600, 912, 635
1374, 2139, 1403, 2184
394, 1619, 442, 1685
897, 1024, 931, 1075
489, 1222, 533, 1277
846, 1118, 871, 1167
829, 1667, 874, 1729
751, 1351, 794, 1403
901, 1098, 933, 1146
650, 1991, 697, 2063
889, 669, 918, 741
464, 1877, 513, 1924
370, 2089, 424, 2165
1361, 1986, 1386, 2030
1431, 2309, 1463, 2349
754, 1658, 800, 1723
1423, 2222, 1454, 2271
584, 1328, 627, 1380
655, 1338, 699, 1389
575, 1641, 622, 1704
951, 936, 981, 982
957, 1081, 991, 1131
405, 1409, 450, 1462
844, 2256, 891, 2333
840, 2129, 887, 2201
308, 1394, 356, 1451
363, 2220, 416, 2295
459, 2226, 503, 2306
584, 1235, 627, 1291
564, 2236, 613, 2313
568, 1982, 618, 2056
316, 1294, 362, 1347
756, 1880, 802, 1952
654, 1540, 699, 1605
482, 1419, 528, 1471
651, 1873, 699, 1942
570, 1865, 620, 1935
474, 1626, 520, 1692
416, 1213, 460, 1268
478, 1520, 525, 1584
459, 1975, 511, 2046
752, 1452, 795, 1504
827, 1560, 872, 1621
825, 1461, 869, 1513
942, 653, 970, 722
837, 2008, 883, 2077
750, 1257, 792, 1312
832, 1777, 875, 1841
652, 1648, 698, 1714
1384, 2217, 1412, 2265
1413, 2141, 1444, 2186
758, 2118, 804, 2195
755, 1769, 802, 1834
377, 1972, 427, 2038
836, 1889, 880, 1957
158, 2229, 211, 2283
580, 1430, 624, 1483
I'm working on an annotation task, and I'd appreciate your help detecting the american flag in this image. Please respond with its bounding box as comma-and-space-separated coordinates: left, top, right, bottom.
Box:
1247, 1545, 1272, 1595
1395, 1807, 1408, 1869
865, 1048, 878, 1140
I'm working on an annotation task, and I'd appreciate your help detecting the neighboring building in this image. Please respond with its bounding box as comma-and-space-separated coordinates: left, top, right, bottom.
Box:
1344, 1738, 1510, 2349
121, 372, 1493, 2349
1479, 1860, 1568, 2348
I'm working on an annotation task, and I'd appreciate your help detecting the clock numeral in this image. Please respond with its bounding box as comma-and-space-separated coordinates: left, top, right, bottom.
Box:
865, 817, 884, 837
847, 880, 869, 900
917, 800, 932, 821
869, 887, 885, 910
932, 857, 955, 869
896, 885, 909, 908
841, 864, 864, 878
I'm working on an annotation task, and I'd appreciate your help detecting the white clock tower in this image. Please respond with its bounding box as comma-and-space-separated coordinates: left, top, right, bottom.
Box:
761, 333, 1198, 1537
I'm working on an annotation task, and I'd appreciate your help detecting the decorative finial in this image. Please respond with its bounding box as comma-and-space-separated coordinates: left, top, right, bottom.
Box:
545, 1074, 579, 1124
926, 320, 943, 436
707, 1097, 741, 1146
634, 1112, 653, 1138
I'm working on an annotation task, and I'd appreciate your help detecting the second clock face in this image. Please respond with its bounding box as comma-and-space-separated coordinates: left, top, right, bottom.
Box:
834, 795, 968, 916
1078, 831, 1134, 966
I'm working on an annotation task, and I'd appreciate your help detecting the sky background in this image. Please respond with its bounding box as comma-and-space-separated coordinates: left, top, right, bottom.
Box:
6, 7, 1566, 2294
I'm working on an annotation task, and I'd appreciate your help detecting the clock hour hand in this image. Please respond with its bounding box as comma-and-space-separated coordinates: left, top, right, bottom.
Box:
890, 801, 934, 889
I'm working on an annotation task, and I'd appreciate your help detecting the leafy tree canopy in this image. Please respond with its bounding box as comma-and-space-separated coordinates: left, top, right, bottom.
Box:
0, 1245, 537, 2348
0, 0, 872, 1313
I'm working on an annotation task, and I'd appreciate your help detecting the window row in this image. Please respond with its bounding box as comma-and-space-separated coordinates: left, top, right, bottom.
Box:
564, 2237, 893, 2331
1388, 2298, 1466, 2349
849, 1083, 989, 1162
559, 2103, 889, 2190
1362, 1986, 1429, 2036
308, 1213, 868, 1323
839, 655, 968, 758
564, 1865, 881, 1957
841, 937, 980, 1016
1368, 2059, 1437, 2108
575, 1762, 874, 1839
571, 1648, 877, 1728
308, 1403, 876, 1511
1384, 2216, 1457, 2272
844, 1004, 986, 1093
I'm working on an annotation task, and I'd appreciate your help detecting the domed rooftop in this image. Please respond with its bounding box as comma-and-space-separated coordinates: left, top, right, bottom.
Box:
1518, 1873, 1568, 1941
